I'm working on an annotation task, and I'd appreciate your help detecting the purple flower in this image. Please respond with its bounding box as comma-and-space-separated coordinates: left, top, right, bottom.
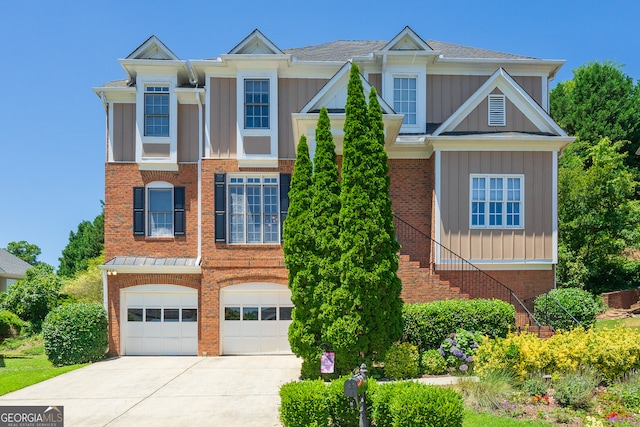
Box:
459, 364, 468, 371
452, 349, 463, 357
438, 348, 445, 357
450, 333, 456, 338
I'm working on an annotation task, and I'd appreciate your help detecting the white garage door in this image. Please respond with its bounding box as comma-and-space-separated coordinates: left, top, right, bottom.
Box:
221, 283, 293, 355
122, 285, 198, 356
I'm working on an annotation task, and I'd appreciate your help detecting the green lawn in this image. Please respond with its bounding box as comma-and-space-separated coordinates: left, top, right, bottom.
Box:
595, 316, 640, 331
0, 335, 88, 396
463, 410, 551, 427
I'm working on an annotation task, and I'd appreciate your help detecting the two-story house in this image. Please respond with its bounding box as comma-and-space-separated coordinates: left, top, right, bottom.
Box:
94, 27, 573, 357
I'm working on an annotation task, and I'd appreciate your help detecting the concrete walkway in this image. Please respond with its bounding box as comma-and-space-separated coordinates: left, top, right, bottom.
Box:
0, 355, 302, 427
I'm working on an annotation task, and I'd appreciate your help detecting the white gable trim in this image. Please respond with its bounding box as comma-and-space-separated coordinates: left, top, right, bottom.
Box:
432, 68, 568, 137
299, 62, 395, 114
381, 26, 433, 52
228, 29, 283, 55
126, 35, 180, 60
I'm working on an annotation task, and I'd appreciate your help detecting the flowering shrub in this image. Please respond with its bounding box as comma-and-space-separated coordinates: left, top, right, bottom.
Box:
439, 329, 482, 373
476, 326, 640, 383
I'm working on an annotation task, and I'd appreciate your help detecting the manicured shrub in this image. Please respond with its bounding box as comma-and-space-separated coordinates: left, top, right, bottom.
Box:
439, 329, 482, 373
0, 310, 23, 339
534, 287, 605, 331
384, 342, 419, 379
42, 303, 108, 366
420, 349, 448, 375
403, 299, 514, 352
279, 379, 329, 427
371, 382, 464, 427
554, 369, 598, 409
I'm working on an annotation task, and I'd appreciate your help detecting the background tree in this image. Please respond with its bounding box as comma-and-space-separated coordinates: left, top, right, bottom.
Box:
550, 61, 640, 168
283, 136, 318, 377
1, 263, 62, 331
5, 240, 41, 266
58, 206, 104, 278
60, 252, 105, 303
557, 138, 640, 293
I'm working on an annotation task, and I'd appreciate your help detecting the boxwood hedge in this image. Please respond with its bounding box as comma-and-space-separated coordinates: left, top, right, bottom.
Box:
402, 299, 515, 352
42, 303, 108, 366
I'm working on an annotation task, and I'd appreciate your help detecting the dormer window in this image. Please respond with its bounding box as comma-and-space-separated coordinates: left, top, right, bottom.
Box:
245, 79, 270, 129
393, 77, 417, 125
144, 86, 170, 136
488, 94, 506, 127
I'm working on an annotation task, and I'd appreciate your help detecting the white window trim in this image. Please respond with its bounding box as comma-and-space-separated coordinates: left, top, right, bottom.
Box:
227, 174, 280, 244
469, 174, 524, 229
488, 94, 506, 127
146, 181, 174, 238
135, 75, 178, 167
383, 66, 425, 134
236, 70, 278, 166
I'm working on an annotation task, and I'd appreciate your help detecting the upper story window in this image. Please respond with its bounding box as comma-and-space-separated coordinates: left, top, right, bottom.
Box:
228, 175, 279, 244
244, 79, 270, 129
144, 86, 170, 136
148, 187, 173, 237
488, 94, 506, 127
393, 77, 417, 125
133, 182, 185, 237
470, 175, 523, 228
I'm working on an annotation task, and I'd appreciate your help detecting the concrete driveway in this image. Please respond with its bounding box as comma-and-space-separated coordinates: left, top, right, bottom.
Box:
0, 355, 301, 427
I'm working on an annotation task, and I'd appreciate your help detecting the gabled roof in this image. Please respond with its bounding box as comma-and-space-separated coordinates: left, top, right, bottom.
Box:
284, 38, 535, 62
299, 62, 395, 114
433, 68, 568, 137
125, 35, 180, 60
228, 29, 283, 55
0, 249, 32, 278
381, 26, 433, 52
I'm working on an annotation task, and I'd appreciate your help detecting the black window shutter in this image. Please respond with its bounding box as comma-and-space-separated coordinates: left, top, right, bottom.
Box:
279, 173, 291, 243
215, 173, 226, 242
174, 186, 185, 236
133, 187, 145, 236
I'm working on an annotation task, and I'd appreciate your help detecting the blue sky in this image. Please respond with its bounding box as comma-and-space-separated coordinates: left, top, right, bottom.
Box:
1, 0, 638, 268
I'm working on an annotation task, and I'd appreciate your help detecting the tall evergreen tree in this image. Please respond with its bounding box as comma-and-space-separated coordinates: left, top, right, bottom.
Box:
325, 63, 401, 373
365, 87, 403, 354
312, 107, 342, 377
283, 136, 318, 375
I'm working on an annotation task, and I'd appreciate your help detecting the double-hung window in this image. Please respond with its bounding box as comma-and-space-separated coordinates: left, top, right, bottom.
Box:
471, 175, 523, 228
228, 176, 279, 244
244, 79, 270, 129
133, 183, 185, 237
144, 86, 170, 137
148, 187, 173, 237
393, 77, 417, 126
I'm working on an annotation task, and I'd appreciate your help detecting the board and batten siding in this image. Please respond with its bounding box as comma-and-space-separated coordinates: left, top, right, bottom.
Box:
278, 78, 329, 159
439, 151, 553, 261
112, 103, 136, 162
427, 75, 543, 125
453, 89, 539, 133
178, 104, 201, 162
209, 77, 237, 158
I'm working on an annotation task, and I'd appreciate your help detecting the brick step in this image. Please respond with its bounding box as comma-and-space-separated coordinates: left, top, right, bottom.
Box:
398, 255, 469, 303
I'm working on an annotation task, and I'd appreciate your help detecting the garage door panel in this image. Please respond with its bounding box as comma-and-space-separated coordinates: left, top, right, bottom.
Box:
123, 287, 198, 356
221, 286, 293, 355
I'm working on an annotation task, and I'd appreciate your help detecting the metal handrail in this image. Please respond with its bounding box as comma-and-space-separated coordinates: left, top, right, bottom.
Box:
393, 214, 542, 330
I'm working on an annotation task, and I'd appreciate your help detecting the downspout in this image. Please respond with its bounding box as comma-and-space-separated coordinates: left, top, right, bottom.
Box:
196, 90, 203, 265
102, 270, 108, 309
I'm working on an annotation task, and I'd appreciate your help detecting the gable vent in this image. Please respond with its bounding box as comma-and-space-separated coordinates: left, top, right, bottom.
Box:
488, 94, 506, 126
